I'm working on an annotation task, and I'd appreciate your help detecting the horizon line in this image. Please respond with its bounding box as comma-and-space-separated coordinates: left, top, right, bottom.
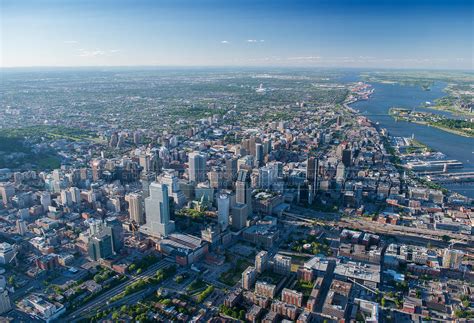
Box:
1, 65, 473, 72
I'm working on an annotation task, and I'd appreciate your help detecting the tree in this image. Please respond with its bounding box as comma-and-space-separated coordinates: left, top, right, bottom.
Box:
442, 235, 451, 243
112, 311, 120, 320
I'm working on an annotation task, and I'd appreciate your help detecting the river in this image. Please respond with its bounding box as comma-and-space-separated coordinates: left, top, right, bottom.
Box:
349, 81, 474, 198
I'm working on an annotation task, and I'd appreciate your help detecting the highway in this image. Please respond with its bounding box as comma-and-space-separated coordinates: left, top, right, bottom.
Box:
66, 258, 172, 322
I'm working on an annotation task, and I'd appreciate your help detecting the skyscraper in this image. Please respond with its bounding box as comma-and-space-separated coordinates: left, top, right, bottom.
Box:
217, 193, 230, 230
0, 182, 15, 207
0, 288, 11, 315
105, 217, 124, 254
88, 233, 113, 261
225, 157, 238, 185
306, 157, 319, 204
232, 169, 252, 230
188, 152, 206, 183
143, 182, 175, 237
126, 193, 145, 224
236, 169, 251, 207
255, 143, 264, 167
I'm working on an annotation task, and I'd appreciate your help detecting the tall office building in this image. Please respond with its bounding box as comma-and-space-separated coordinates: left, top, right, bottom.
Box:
236, 170, 251, 207
306, 157, 319, 204
336, 163, 346, 179
105, 217, 123, 254
258, 166, 276, 189
159, 170, 187, 207
217, 193, 230, 230
126, 193, 145, 224
140, 172, 156, 199
69, 187, 81, 204
255, 143, 264, 167
208, 167, 222, 189
342, 149, 352, 167
39, 192, 51, 211
139, 154, 151, 173
0, 182, 15, 206
88, 233, 113, 261
0, 288, 11, 314
225, 157, 238, 185
188, 152, 207, 183
143, 182, 175, 237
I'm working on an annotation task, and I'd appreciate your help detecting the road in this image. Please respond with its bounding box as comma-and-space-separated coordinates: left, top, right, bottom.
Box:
66, 258, 172, 322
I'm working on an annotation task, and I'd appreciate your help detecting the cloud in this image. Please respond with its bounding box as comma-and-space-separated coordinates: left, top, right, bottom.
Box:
77, 49, 119, 57
64, 40, 79, 44
287, 56, 321, 61
220, 40, 229, 44
247, 39, 265, 43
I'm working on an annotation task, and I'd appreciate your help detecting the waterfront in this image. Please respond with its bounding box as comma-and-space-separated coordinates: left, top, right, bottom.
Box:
350, 81, 474, 198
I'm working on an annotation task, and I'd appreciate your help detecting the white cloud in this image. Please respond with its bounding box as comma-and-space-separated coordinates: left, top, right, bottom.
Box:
287, 56, 321, 61
220, 40, 229, 44
64, 40, 79, 44
77, 49, 119, 58
247, 39, 257, 43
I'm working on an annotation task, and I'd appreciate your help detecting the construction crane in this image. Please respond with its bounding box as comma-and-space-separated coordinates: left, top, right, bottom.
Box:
131, 220, 140, 241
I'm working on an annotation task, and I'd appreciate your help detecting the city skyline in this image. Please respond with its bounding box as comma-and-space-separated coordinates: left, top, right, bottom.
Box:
1, 0, 472, 69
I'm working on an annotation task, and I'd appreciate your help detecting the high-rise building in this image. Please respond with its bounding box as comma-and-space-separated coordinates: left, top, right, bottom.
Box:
16, 219, 27, 235
442, 249, 464, 269
143, 182, 175, 237
126, 193, 144, 224
231, 204, 248, 230
39, 192, 51, 211
109, 132, 118, 148
258, 166, 276, 189
0, 288, 11, 314
208, 167, 222, 189
139, 154, 151, 173
273, 254, 292, 275
236, 170, 252, 207
217, 194, 230, 230
242, 266, 257, 290
0, 182, 15, 206
140, 172, 156, 199
159, 170, 187, 207
88, 233, 113, 261
255, 143, 264, 167
69, 187, 81, 204
0, 243, 15, 265
232, 169, 252, 230
60, 189, 73, 206
342, 149, 352, 167
255, 251, 269, 273
336, 163, 346, 179
225, 157, 238, 185
188, 152, 207, 183
105, 217, 123, 254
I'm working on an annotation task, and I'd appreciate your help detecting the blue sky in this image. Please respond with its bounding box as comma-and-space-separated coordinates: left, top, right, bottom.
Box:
1, 0, 472, 69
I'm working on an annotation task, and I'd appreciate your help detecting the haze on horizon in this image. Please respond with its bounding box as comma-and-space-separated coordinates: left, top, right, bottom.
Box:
1, 0, 473, 70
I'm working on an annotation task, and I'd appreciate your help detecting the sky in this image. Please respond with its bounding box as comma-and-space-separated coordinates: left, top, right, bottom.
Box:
1, 0, 473, 69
